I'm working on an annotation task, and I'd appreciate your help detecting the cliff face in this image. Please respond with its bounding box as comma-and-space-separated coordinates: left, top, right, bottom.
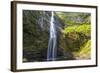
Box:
23, 10, 49, 62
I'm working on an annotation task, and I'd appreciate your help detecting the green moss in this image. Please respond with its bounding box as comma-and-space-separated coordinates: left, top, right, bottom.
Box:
64, 25, 78, 34
63, 24, 91, 36
76, 24, 91, 36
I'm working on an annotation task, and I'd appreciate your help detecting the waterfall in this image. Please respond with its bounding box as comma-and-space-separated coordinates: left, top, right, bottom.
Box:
47, 12, 57, 61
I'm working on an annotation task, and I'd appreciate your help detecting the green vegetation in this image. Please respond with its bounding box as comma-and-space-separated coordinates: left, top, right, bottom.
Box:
64, 24, 91, 36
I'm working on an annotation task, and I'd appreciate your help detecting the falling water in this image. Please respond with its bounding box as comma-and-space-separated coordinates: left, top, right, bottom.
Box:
47, 12, 57, 61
